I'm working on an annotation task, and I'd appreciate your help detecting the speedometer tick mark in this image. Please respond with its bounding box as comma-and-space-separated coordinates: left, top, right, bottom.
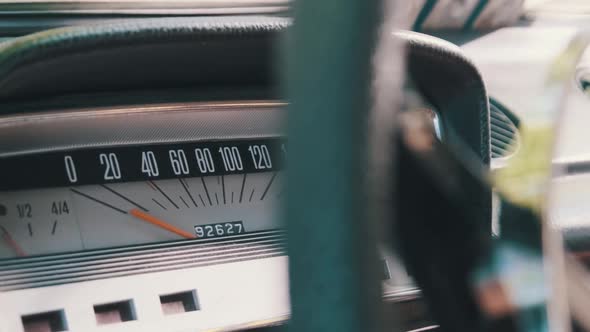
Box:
179, 196, 190, 208
147, 181, 158, 191
198, 194, 206, 207
179, 179, 198, 207
201, 178, 213, 206
249, 188, 255, 202
51, 220, 57, 235
222, 176, 226, 204
260, 172, 277, 201
101, 184, 149, 212
27, 223, 33, 237
231, 192, 234, 204
152, 198, 167, 210
239, 173, 247, 203
215, 193, 219, 206
150, 181, 179, 209
70, 188, 128, 214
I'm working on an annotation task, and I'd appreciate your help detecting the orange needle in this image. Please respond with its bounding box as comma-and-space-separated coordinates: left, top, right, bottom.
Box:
129, 209, 196, 239
0, 225, 25, 257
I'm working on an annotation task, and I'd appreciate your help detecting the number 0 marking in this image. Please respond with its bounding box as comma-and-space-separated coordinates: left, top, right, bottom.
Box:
64, 155, 78, 183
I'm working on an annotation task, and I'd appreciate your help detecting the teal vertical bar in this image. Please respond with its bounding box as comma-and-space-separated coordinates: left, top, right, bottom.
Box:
285, 0, 381, 331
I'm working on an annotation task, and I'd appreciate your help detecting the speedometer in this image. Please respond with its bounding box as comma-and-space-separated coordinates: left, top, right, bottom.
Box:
0, 139, 284, 259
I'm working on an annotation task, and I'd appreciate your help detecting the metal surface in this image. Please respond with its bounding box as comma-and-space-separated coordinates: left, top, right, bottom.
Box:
285, 0, 381, 331
0, 230, 285, 291
0, 1, 290, 15
0, 101, 284, 157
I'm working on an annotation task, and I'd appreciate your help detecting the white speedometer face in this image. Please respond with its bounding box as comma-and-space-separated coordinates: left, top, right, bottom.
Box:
0, 139, 285, 259
0, 173, 281, 258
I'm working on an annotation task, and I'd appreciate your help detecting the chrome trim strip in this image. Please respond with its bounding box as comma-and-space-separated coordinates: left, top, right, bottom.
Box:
383, 287, 422, 302
406, 325, 439, 332
0, 230, 286, 291
0, 1, 290, 15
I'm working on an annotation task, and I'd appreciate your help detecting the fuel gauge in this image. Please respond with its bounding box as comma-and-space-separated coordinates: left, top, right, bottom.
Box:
0, 188, 84, 259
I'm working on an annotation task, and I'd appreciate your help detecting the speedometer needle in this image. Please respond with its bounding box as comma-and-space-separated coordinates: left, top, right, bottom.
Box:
0, 225, 25, 256
129, 209, 196, 239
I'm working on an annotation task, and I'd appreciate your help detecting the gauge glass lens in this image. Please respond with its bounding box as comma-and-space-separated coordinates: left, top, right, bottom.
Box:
0, 139, 284, 259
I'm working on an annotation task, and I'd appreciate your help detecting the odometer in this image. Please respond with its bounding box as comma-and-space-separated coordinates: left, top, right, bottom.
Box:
0, 138, 285, 259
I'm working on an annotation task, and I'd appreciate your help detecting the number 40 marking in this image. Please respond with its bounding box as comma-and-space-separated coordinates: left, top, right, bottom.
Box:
141, 151, 159, 177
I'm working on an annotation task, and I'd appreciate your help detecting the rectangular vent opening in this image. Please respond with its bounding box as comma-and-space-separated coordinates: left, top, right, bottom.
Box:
22, 309, 68, 332
93, 300, 136, 325
159, 290, 199, 315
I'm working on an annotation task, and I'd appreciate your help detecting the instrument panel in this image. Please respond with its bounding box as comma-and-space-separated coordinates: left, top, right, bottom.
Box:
0, 101, 422, 331
0, 139, 284, 259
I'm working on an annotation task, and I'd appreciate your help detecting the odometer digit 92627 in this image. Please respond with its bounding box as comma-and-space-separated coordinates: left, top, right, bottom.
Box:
0, 138, 285, 259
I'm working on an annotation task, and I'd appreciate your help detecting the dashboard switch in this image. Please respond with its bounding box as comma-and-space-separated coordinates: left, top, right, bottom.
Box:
21, 309, 67, 332
159, 290, 199, 315
93, 299, 136, 325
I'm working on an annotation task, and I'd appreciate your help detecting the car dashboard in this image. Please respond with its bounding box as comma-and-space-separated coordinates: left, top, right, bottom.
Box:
0, 16, 519, 332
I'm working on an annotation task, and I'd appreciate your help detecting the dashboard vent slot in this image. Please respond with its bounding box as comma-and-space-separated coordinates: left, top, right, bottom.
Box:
490, 100, 520, 159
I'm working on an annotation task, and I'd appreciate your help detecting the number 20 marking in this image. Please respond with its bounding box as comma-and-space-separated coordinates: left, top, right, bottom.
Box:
99, 153, 121, 180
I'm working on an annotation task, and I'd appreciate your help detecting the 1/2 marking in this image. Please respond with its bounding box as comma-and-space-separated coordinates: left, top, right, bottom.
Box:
17, 203, 32, 219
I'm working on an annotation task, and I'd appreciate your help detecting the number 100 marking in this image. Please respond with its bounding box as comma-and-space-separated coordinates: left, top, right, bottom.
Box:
218, 146, 243, 172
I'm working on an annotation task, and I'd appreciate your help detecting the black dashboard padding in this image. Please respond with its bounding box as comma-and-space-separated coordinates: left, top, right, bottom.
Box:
0, 21, 490, 175
0, 17, 288, 101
